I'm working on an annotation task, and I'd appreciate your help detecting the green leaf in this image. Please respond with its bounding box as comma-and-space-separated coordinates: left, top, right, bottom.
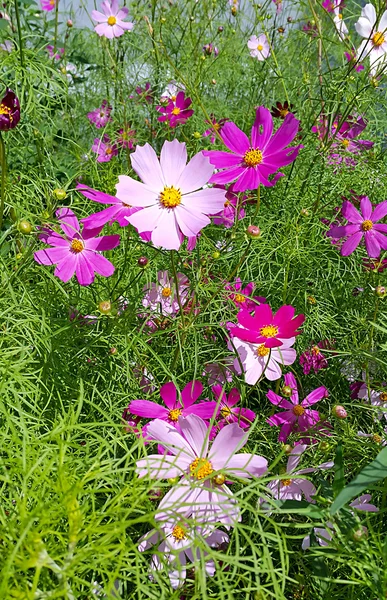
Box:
332, 440, 344, 496
273, 500, 325, 519
330, 446, 387, 515
0, 18, 9, 30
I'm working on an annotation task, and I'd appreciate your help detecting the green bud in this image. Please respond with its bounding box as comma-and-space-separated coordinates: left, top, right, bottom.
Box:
53, 188, 67, 201
18, 220, 32, 235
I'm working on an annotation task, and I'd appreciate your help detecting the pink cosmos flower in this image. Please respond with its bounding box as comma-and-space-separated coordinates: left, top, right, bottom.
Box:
77, 183, 142, 230
142, 270, 190, 316
160, 81, 185, 102
203, 43, 219, 56
202, 361, 234, 386
203, 107, 302, 192
299, 341, 330, 375
134, 82, 153, 104
136, 414, 268, 526
357, 383, 387, 421
247, 34, 271, 60
358, 429, 387, 445
344, 49, 364, 72
211, 385, 256, 429
46, 45, 64, 60
92, 135, 118, 162
117, 139, 227, 250
266, 373, 329, 442
91, 0, 134, 39
230, 304, 305, 348
313, 115, 373, 156
139, 518, 228, 589
272, 0, 283, 14
355, 4, 387, 74
34, 208, 120, 286
129, 381, 215, 427
156, 91, 194, 128
40, 0, 56, 11
327, 196, 387, 259
87, 100, 112, 129
225, 278, 266, 311
231, 336, 297, 383
212, 184, 247, 228
203, 115, 228, 144
117, 126, 136, 149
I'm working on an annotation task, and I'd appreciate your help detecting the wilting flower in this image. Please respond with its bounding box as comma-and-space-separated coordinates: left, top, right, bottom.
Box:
267, 373, 329, 442
232, 336, 297, 383
91, 135, 118, 162
327, 196, 387, 259
134, 82, 153, 103
92, 0, 134, 38
225, 278, 266, 310
203, 43, 219, 56
211, 385, 255, 429
46, 45, 64, 60
203, 115, 228, 144
156, 91, 194, 128
77, 183, 142, 229
203, 106, 302, 192
34, 208, 120, 286
0, 89, 20, 131
230, 304, 305, 348
117, 139, 226, 250
40, 0, 56, 10
247, 34, 271, 60
356, 3, 387, 74
212, 184, 247, 228
142, 270, 190, 316
136, 414, 268, 526
270, 101, 295, 120
299, 341, 330, 375
87, 100, 112, 129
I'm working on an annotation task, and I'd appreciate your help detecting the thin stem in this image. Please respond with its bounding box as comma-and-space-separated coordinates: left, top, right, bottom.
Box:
0, 133, 7, 231
253, 184, 260, 218
53, 0, 60, 54
170, 250, 185, 328
13, 0, 25, 69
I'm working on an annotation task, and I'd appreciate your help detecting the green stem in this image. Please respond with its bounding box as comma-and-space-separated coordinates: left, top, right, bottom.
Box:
53, 0, 60, 54
0, 133, 7, 231
170, 250, 185, 328
253, 184, 260, 218
13, 0, 25, 70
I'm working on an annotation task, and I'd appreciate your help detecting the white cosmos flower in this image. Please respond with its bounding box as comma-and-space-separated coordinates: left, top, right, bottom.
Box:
247, 34, 271, 61
355, 3, 387, 74
333, 5, 348, 40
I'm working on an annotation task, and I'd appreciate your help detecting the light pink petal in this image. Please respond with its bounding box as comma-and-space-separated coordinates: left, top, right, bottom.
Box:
116, 175, 158, 207
341, 231, 363, 256
177, 152, 214, 194
127, 204, 164, 234
136, 455, 186, 480
160, 140, 187, 186
174, 205, 210, 237
160, 381, 178, 409
209, 423, 248, 469
355, 16, 373, 38
182, 187, 227, 214
152, 210, 183, 250
287, 444, 308, 472
116, 7, 128, 19
222, 453, 268, 478
54, 255, 77, 283
361, 3, 376, 27
298, 479, 317, 502
220, 122, 250, 155
34, 246, 68, 265
264, 356, 284, 380
178, 414, 209, 458
146, 419, 195, 459
156, 483, 200, 521
95, 23, 114, 38
130, 143, 165, 192
129, 400, 168, 419
91, 9, 107, 22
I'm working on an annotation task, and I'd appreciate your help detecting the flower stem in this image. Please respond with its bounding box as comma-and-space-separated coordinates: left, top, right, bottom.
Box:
13, 0, 25, 70
253, 184, 260, 218
0, 133, 7, 231
53, 0, 60, 54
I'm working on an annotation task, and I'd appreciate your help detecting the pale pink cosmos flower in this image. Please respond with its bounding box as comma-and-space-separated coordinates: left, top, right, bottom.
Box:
40, 0, 56, 11
356, 4, 387, 74
87, 100, 112, 129
333, 4, 348, 40
357, 383, 387, 421
92, 0, 134, 39
34, 208, 120, 286
266, 373, 329, 442
202, 361, 234, 386
232, 337, 297, 383
247, 34, 271, 60
92, 136, 118, 162
136, 414, 268, 526
142, 270, 190, 316
46, 45, 64, 60
117, 140, 227, 250
160, 81, 185, 102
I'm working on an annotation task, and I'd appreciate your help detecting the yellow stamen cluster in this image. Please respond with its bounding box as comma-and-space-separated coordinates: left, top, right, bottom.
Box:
341, 139, 350, 148
0, 103, 12, 121
293, 405, 305, 416
281, 479, 292, 487
168, 408, 182, 422
172, 525, 187, 541
220, 406, 232, 418
190, 457, 214, 480
257, 344, 270, 357
70, 239, 84, 253
260, 325, 279, 338
234, 293, 246, 303
244, 148, 263, 167
311, 346, 320, 356
372, 434, 382, 444
160, 186, 182, 209
257, 44, 263, 51
107, 16, 117, 26
171, 107, 181, 116
372, 31, 385, 47
161, 287, 172, 298
379, 392, 387, 402
279, 108, 289, 118
361, 219, 373, 232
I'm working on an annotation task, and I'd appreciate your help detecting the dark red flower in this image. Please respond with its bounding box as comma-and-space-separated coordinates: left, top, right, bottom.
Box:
270, 101, 295, 119
0, 89, 20, 131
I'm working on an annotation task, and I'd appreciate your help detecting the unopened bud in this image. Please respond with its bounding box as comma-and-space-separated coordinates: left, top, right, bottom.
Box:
137, 256, 148, 268
319, 441, 330, 451
67, 19, 73, 27
160, 16, 166, 23
333, 405, 347, 419
300, 208, 310, 217
148, 487, 163, 501
353, 526, 368, 542
287, 16, 293, 22
109, 347, 117, 355
18, 220, 32, 235
282, 385, 293, 397
211, 78, 217, 85
283, 444, 292, 454
98, 300, 112, 314
212, 251, 220, 259
53, 188, 67, 201
193, 131, 201, 139
218, 25, 224, 32
246, 224, 261, 238
375, 285, 386, 298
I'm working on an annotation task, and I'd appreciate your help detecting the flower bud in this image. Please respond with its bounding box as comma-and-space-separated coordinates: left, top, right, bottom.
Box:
307, 295, 316, 304
300, 208, 310, 217
98, 300, 111, 314
212, 251, 220, 259
246, 224, 261, 238
160, 16, 166, 23
231, 6, 237, 15
287, 16, 293, 22
333, 405, 347, 419
137, 256, 148, 268
211, 79, 217, 85
319, 441, 330, 451
18, 220, 32, 235
282, 385, 293, 397
278, 26, 285, 33
193, 131, 201, 139
353, 526, 368, 542
109, 347, 117, 355
148, 487, 163, 501
218, 26, 224, 32
214, 473, 226, 485
283, 444, 292, 454
375, 285, 386, 298
53, 188, 67, 201
67, 19, 73, 27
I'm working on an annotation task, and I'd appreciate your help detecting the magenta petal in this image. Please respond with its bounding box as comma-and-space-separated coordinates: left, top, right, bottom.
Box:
220, 122, 250, 155
341, 200, 362, 223
203, 150, 242, 168
84, 252, 115, 278
232, 166, 260, 192
159, 381, 178, 409
251, 106, 273, 149
360, 196, 372, 220
278, 421, 294, 442
34, 246, 68, 265
81, 206, 121, 229
374, 230, 387, 250
228, 388, 241, 407
181, 380, 203, 408
54, 254, 77, 283
56, 207, 80, 238
184, 401, 217, 419
264, 113, 299, 154
85, 234, 120, 251
364, 231, 381, 258
302, 386, 328, 407
267, 411, 294, 426
209, 166, 246, 185
75, 253, 95, 286
129, 400, 168, 419
328, 224, 360, 238
371, 201, 387, 222
341, 231, 363, 256
76, 184, 120, 205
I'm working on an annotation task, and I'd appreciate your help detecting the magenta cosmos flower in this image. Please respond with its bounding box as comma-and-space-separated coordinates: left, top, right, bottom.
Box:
92, 0, 134, 38
203, 115, 228, 144
212, 184, 248, 229
136, 414, 268, 526
328, 196, 387, 259
231, 336, 297, 383
266, 373, 329, 442
230, 304, 305, 348
40, 0, 56, 11
225, 278, 266, 311
129, 380, 215, 425
156, 91, 194, 128
211, 385, 256, 429
117, 126, 136, 149
203, 106, 302, 192
34, 208, 120, 286
87, 100, 112, 129
92, 136, 118, 162
116, 139, 227, 250
77, 183, 142, 230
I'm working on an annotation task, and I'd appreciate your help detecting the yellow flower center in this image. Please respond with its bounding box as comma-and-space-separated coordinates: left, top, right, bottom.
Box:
338, 13, 343, 19
379, 392, 387, 402
190, 457, 214, 480
107, 16, 117, 26
257, 44, 263, 51
293, 405, 305, 416
0, 103, 12, 120
172, 525, 187, 541
160, 186, 182, 208
161, 286, 172, 297
171, 95, 177, 101
361, 219, 373, 232
341, 139, 350, 148
224, 200, 230, 207
311, 346, 320, 355
171, 107, 181, 115
372, 31, 385, 47
220, 406, 232, 418
70, 239, 84, 253
279, 108, 289, 118
234, 293, 246, 303
105, 147, 113, 155
281, 479, 292, 487
257, 344, 270, 357
213, 122, 220, 131
244, 148, 263, 167
260, 325, 279, 338
168, 408, 182, 422
372, 434, 382, 444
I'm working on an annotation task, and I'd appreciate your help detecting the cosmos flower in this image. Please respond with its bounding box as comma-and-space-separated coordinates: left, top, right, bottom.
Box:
117, 126, 136, 149
87, 100, 112, 129
225, 278, 266, 311
355, 3, 387, 74
333, 5, 348, 40
344, 48, 364, 72
247, 34, 271, 60
0, 89, 20, 131
358, 430, 387, 446
40, 0, 56, 11
203, 106, 302, 192
136, 414, 268, 526
203, 115, 228, 144
46, 45, 64, 60
266, 373, 329, 442
212, 184, 247, 228
202, 43, 219, 56
142, 270, 190, 316
156, 91, 194, 128
118, 139, 227, 250
231, 336, 297, 383
91, 0, 134, 39
299, 341, 331, 375
134, 82, 153, 104
211, 385, 255, 429
272, 0, 283, 14
270, 101, 295, 120
327, 196, 387, 259
357, 383, 387, 421
0, 40, 13, 52
160, 81, 185, 102
230, 304, 305, 348
77, 183, 142, 230
34, 208, 120, 286
91, 135, 118, 162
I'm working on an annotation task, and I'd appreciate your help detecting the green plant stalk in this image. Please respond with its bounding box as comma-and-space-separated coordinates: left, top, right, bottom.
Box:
0, 133, 7, 231
53, 0, 60, 54
13, 0, 25, 70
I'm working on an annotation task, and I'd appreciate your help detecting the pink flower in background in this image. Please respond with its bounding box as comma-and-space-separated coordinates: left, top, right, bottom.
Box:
322, 0, 342, 13
87, 100, 112, 128
302, 21, 318, 36
142, 270, 190, 316
130, 82, 153, 104
160, 81, 185, 102
34, 208, 120, 286
211, 385, 256, 429
247, 34, 271, 60
203, 43, 219, 56
230, 304, 305, 348
266, 373, 329, 442
344, 49, 364, 72
203, 115, 228, 144
212, 185, 247, 228
357, 383, 387, 421
77, 183, 142, 229
332, 5, 348, 40
232, 336, 297, 383
137, 414, 268, 526
203, 106, 302, 192
92, 0, 134, 39
272, 0, 283, 14
358, 430, 387, 445
202, 361, 235, 386
313, 115, 373, 159
117, 139, 227, 250
46, 45, 64, 60
156, 91, 194, 128
327, 196, 387, 259
92, 135, 118, 162
40, 0, 56, 11
299, 341, 330, 375
129, 381, 216, 427
117, 126, 136, 149
225, 278, 266, 310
